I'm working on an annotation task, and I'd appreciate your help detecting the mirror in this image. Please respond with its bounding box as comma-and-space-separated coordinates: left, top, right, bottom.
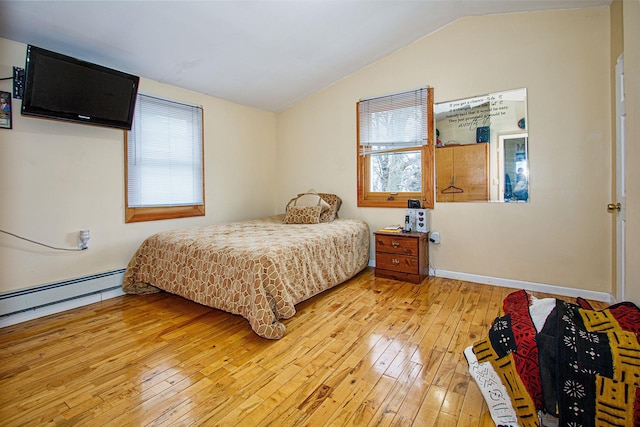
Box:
434, 88, 528, 202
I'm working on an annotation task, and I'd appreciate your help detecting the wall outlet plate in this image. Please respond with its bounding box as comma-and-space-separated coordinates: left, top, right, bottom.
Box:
78, 230, 90, 250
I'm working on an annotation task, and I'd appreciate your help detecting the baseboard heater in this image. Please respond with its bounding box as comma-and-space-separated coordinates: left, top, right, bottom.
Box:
0, 269, 126, 327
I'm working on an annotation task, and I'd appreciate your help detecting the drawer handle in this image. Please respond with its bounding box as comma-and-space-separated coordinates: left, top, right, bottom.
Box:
391, 242, 400, 248
392, 258, 400, 265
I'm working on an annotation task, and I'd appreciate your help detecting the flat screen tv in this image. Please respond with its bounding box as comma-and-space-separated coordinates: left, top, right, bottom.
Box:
22, 45, 139, 130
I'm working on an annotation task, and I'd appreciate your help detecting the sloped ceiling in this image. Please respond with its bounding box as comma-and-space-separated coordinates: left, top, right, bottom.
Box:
0, 0, 610, 112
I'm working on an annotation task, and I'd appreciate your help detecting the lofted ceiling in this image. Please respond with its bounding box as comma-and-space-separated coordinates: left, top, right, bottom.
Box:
1, 0, 610, 112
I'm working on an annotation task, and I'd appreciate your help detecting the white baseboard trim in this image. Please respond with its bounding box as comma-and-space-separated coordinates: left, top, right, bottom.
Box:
0, 270, 126, 328
433, 269, 613, 303
2, 264, 614, 329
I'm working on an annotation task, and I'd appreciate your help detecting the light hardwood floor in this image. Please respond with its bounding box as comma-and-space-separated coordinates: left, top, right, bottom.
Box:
0, 268, 607, 426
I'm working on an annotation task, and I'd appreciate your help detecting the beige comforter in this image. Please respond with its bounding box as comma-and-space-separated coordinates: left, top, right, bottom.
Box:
122, 215, 370, 339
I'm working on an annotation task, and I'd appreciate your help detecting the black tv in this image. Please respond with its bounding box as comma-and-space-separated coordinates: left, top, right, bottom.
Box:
22, 45, 139, 130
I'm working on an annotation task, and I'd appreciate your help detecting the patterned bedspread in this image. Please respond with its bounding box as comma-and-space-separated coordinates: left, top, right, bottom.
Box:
122, 215, 370, 339
465, 290, 640, 427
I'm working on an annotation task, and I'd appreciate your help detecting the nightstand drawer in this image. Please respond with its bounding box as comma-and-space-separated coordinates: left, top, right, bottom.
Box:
375, 234, 418, 256
375, 252, 419, 274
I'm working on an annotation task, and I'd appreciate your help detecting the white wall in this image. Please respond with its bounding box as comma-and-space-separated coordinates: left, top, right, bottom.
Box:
0, 38, 277, 294
2, 6, 630, 303
276, 7, 613, 294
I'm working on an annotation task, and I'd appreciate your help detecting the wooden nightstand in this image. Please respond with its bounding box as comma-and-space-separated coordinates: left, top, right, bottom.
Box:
374, 231, 429, 284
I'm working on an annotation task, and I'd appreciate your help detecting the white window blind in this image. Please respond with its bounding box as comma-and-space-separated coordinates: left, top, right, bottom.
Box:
358, 87, 428, 156
127, 94, 203, 208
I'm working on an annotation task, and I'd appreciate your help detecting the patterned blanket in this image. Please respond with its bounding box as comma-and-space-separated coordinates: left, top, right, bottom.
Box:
123, 215, 370, 339
466, 290, 640, 427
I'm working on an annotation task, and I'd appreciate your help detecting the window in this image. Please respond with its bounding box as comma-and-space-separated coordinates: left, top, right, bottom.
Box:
357, 87, 434, 208
125, 94, 204, 223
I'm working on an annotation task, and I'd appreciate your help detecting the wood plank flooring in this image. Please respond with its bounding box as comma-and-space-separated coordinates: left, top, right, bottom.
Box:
0, 268, 607, 426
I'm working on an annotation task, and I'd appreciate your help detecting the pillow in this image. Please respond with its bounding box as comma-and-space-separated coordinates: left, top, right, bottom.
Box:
283, 205, 323, 224
318, 193, 342, 222
288, 189, 331, 211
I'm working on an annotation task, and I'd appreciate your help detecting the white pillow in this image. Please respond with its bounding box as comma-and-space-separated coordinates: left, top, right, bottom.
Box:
289, 189, 330, 211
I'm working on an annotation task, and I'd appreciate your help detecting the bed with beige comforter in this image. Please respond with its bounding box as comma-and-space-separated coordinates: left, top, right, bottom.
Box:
122, 215, 370, 339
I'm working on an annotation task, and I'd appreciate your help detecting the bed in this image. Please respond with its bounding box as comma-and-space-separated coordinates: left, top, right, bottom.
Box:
465, 289, 640, 427
122, 192, 370, 339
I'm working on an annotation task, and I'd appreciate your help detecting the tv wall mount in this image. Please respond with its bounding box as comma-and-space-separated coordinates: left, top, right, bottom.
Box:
13, 66, 24, 100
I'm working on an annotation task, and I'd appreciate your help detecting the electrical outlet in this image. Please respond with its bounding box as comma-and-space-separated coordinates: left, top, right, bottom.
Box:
430, 231, 440, 244
78, 230, 90, 250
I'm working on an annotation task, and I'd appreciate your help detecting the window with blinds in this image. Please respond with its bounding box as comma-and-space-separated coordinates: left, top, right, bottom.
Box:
357, 87, 434, 208
125, 93, 205, 223
358, 87, 428, 156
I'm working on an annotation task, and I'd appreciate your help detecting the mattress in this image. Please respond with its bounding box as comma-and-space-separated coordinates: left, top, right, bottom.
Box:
122, 215, 370, 339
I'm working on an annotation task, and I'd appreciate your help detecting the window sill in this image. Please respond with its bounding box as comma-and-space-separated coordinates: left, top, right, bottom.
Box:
125, 205, 205, 223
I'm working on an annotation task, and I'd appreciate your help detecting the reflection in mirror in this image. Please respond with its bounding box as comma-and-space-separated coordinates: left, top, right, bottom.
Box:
435, 88, 528, 202
500, 133, 529, 202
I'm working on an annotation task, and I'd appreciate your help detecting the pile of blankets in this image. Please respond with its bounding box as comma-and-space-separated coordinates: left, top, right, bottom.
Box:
465, 290, 640, 427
